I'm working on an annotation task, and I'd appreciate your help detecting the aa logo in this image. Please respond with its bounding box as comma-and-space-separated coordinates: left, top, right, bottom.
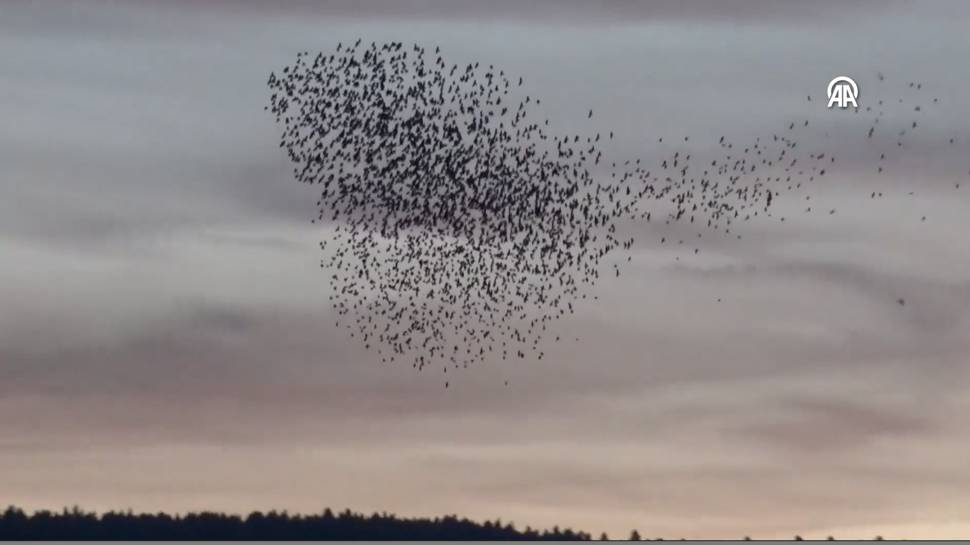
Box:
827, 76, 859, 109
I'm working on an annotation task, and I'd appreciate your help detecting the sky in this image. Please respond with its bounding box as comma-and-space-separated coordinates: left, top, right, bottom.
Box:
2, 0, 970, 539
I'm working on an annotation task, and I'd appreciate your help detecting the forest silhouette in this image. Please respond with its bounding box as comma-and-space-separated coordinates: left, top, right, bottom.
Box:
0, 506, 592, 540
0, 506, 893, 540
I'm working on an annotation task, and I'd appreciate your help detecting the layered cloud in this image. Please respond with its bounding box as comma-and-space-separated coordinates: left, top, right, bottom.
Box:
2, 0, 970, 539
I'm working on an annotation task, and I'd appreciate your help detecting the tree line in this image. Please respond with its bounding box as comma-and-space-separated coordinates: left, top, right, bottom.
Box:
0, 506, 892, 540
0, 506, 591, 540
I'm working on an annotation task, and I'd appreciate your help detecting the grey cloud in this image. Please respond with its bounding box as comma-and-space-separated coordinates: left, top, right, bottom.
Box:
3, 0, 970, 539
729, 396, 938, 453
136, 0, 909, 26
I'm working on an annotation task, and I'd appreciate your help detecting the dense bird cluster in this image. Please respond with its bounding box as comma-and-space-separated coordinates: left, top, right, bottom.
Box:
267, 40, 647, 381
267, 42, 967, 386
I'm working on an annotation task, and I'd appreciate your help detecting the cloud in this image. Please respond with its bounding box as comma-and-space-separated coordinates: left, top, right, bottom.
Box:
2, 0, 970, 539
135, 0, 907, 26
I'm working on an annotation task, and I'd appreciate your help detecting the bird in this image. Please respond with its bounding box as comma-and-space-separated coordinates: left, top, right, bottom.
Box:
266, 44, 961, 388
266, 40, 660, 384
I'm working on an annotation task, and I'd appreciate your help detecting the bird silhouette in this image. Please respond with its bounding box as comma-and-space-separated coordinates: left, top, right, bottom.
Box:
266, 48, 964, 387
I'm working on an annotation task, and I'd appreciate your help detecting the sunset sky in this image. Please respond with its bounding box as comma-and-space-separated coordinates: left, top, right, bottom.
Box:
3, 1, 970, 539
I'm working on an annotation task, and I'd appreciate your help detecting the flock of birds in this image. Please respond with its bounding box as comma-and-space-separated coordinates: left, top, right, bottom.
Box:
266, 41, 967, 388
